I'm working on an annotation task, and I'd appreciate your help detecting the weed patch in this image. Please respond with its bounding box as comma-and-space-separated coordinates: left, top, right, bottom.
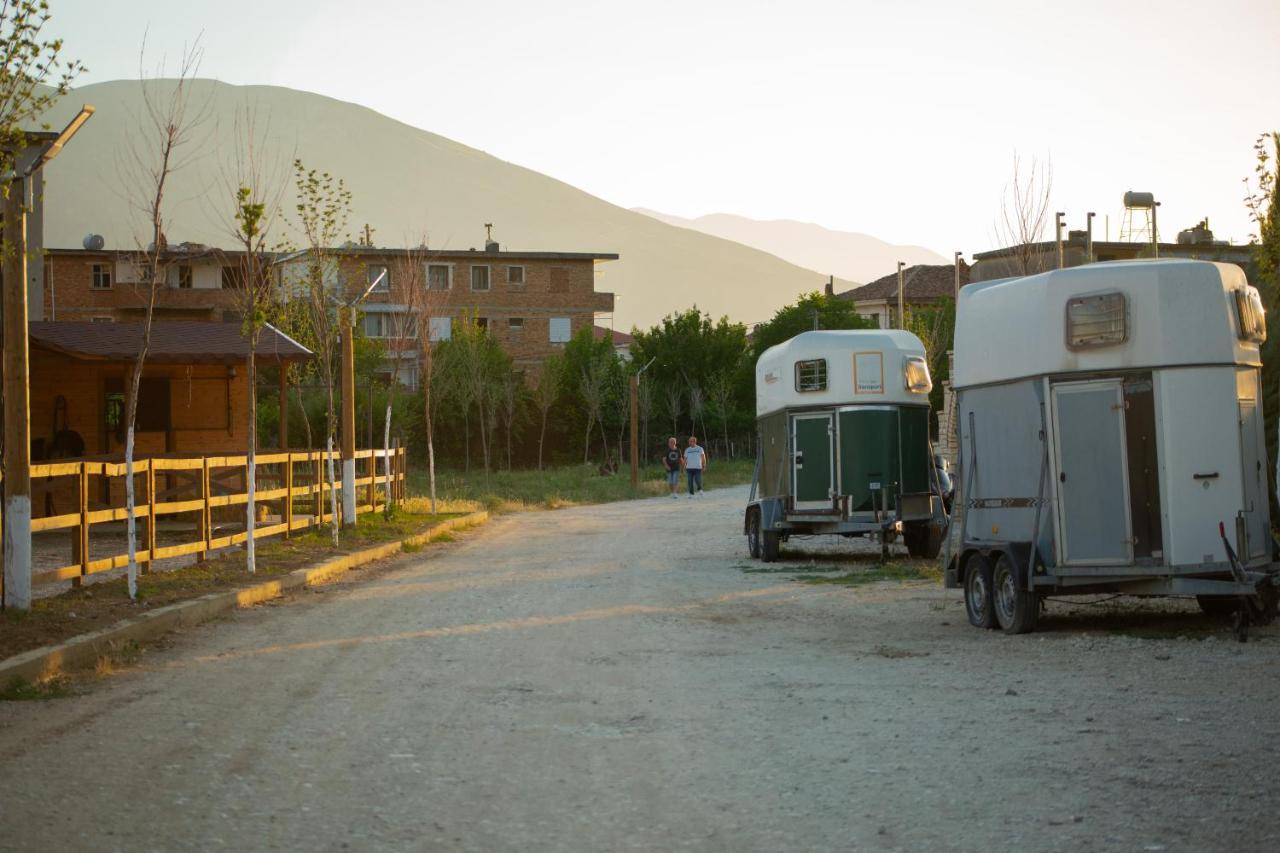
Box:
798, 561, 942, 586
1, 675, 73, 701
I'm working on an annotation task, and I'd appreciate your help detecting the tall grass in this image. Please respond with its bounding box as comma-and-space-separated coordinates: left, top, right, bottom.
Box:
408, 457, 756, 513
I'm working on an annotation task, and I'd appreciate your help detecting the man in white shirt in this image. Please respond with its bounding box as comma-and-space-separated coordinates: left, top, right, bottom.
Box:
682, 435, 708, 496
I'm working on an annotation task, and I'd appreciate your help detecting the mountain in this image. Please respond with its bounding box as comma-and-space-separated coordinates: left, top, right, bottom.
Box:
632, 210, 946, 286
39, 80, 850, 330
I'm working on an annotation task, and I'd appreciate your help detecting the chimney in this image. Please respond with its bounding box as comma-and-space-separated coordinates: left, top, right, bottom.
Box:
824, 275, 834, 297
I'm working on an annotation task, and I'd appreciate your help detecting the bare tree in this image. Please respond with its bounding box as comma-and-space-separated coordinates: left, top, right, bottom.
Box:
499, 369, 522, 471
221, 109, 285, 575
707, 370, 734, 459
118, 43, 205, 601
687, 380, 707, 444
291, 160, 351, 546
579, 357, 609, 465
992, 153, 1054, 276
532, 354, 562, 471
637, 373, 654, 463
662, 383, 683, 438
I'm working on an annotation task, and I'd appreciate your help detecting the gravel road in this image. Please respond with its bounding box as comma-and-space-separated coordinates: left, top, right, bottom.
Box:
2, 484, 1278, 852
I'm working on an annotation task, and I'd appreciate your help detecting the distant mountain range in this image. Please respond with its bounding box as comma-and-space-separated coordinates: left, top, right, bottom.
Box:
632, 210, 946, 286
40, 79, 925, 329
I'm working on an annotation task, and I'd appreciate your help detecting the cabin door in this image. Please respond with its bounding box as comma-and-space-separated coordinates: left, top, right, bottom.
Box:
1239, 398, 1269, 562
792, 413, 834, 510
1051, 379, 1134, 566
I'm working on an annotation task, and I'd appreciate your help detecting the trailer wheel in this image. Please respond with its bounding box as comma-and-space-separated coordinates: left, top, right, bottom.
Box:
993, 554, 1038, 635
746, 510, 762, 559
1196, 596, 1237, 618
904, 524, 944, 559
761, 529, 781, 563
963, 554, 996, 630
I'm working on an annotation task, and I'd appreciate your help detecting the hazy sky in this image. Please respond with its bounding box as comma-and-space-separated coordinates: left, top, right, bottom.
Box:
50, 0, 1280, 256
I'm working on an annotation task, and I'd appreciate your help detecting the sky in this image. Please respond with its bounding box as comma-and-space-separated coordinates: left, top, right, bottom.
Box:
49, 0, 1280, 257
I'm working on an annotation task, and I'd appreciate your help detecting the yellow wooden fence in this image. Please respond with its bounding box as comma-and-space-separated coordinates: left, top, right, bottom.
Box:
21, 448, 406, 588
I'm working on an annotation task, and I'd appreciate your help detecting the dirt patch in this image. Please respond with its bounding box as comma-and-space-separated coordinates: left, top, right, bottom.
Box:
0, 509, 462, 662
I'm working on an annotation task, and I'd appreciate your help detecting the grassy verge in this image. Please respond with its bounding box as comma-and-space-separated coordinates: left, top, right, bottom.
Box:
0, 501, 470, 665
409, 457, 756, 513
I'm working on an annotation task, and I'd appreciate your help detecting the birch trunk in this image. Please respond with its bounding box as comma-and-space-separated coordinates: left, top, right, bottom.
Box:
246, 344, 257, 574
326, 434, 339, 546
383, 401, 392, 516
125, 426, 138, 600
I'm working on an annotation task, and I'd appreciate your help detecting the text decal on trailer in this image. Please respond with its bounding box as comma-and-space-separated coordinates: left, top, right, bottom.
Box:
853, 352, 884, 394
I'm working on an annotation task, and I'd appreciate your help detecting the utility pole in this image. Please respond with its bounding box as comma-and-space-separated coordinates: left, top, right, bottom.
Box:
340, 307, 357, 527
629, 357, 656, 489
2, 107, 93, 611
953, 251, 962, 301
1085, 212, 1096, 264
1152, 202, 1161, 259
896, 261, 905, 329
1055, 212, 1066, 269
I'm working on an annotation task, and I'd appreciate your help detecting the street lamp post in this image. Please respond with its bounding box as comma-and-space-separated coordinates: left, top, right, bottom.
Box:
896, 261, 905, 329
337, 267, 385, 527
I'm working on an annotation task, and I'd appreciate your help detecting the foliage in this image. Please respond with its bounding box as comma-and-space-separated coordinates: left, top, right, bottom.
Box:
1245, 131, 1280, 509
904, 297, 955, 415
748, 291, 876, 360
0, 0, 82, 172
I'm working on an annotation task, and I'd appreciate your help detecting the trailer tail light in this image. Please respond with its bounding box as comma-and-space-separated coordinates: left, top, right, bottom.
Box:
904, 356, 932, 393
1066, 292, 1127, 350
1234, 288, 1267, 345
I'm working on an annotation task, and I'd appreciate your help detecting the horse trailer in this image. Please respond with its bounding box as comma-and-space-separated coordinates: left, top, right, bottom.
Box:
745, 330, 948, 562
947, 259, 1279, 637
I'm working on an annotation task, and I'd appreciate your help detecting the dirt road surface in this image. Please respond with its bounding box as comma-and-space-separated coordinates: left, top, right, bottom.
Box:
3, 485, 1279, 852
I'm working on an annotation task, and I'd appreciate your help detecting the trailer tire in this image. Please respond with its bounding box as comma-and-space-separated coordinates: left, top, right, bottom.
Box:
993, 553, 1038, 635
761, 529, 781, 563
904, 524, 944, 559
1196, 595, 1237, 618
963, 554, 996, 630
746, 510, 762, 559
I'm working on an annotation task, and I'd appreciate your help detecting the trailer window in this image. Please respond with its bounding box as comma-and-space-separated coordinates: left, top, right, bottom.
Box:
903, 356, 932, 393
1234, 288, 1267, 344
794, 359, 827, 392
1066, 292, 1127, 350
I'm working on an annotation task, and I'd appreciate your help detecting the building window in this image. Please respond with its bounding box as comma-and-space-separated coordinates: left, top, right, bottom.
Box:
221, 265, 238, 290
508, 317, 525, 331
507, 265, 525, 286
471, 265, 490, 291
364, 314, 388, 339
549, 317, 571, 343
795, 359, 828, 392
91, 264, 112, 290
91, 316, 113, 323
368, 264, 390, 293
175, 265, 193, 289
428, 316, 452, 342
365, 312, 416, 339
427, 263, 451, 290
476, 316, 489, 332
549, 267, 570, 293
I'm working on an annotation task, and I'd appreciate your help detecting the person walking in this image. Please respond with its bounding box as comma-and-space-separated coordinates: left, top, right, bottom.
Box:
683, 435, 708, 497
662, 437, 682, 498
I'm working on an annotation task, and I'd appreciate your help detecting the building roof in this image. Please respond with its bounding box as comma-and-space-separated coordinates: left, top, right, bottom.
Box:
836, 263, 969, 304
276, 247, 619, 263
594, 325, 633, 346
28, 321, 313, 364
972, 239, 1251, 261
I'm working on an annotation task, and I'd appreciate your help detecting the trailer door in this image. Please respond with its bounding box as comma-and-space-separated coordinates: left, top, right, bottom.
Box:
1051, 380, 1134, 565
792, 413, 834, 510
1239, 397, 1268, 562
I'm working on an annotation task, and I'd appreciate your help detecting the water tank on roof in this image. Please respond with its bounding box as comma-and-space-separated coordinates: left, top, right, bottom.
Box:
1123, 191, 1156, 208
82, 233, 105, 251
485, 239, 500, 252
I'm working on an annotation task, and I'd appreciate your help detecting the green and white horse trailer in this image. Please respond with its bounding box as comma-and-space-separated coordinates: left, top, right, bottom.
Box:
947, 259, 1280, 638
744, 329, 948, 562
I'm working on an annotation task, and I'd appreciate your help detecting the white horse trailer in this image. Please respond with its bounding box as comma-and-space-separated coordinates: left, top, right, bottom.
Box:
947, 260, 1279, 638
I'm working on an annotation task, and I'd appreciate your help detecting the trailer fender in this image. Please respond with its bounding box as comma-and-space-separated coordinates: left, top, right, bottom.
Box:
745, 498, 787, 534
956, 541, 1035, 591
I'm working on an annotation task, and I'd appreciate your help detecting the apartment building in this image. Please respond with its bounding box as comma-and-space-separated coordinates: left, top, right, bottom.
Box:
277, 239, 618, 386
43, 244, 247, 322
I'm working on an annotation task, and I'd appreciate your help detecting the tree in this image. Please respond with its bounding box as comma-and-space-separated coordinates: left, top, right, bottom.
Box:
707, 369, 737, 458
992, 153, 1054, 276
394, 243, 447, 511
117, 44, 203, 601
223, 111, 284, 575
905, 297, 955, 417
563, 326, 615, 464
532, 353, 562, 471
290, 160, 351, 546
1245, 131, 1280, 507
748, 292, 875, 361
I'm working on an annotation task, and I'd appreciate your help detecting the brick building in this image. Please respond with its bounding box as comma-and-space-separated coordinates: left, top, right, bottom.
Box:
276, 241, 618, 386
43, 244, 248, 322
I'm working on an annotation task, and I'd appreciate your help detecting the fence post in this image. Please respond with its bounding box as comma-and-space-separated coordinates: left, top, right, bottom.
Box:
73, 461, 88, 587
143, 461, 156, 574
200, 456, 211, 561
284, 452, 293, 539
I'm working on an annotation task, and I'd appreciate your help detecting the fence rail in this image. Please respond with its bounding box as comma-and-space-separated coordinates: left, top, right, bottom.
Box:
17, 447, 406, 588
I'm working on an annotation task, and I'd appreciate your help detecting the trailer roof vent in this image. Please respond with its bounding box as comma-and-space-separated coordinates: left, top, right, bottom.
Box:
1066, 292, 1128, 350
903, 356, 932, 393
1234, 288, 1267, 345
794, 358, 827, 392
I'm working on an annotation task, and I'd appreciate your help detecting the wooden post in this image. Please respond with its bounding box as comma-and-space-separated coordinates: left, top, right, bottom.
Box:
3, 176, 33, 611
284, 452, 293, 539
278, 366, 289, 451
74, 462, 88, 587
200, 456, 211, 560
143, 461, 156, 573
